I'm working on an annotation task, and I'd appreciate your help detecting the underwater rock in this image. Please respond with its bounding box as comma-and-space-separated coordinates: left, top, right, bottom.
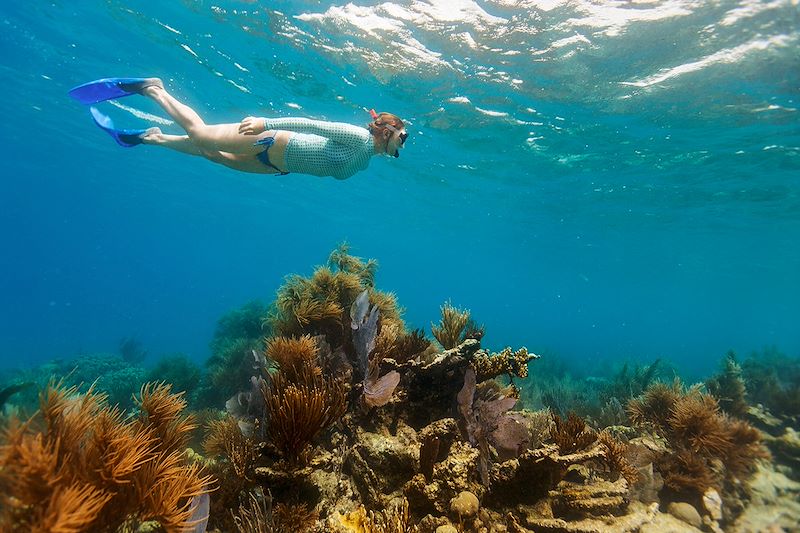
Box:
702, 487, 723, 521
549, 478, 629, 517
666, 501, 702, 528
638, 507, 704, 533
487, 444, 607, 508
405, 440, 483, 515
746, 404, 783, 435
765, 426, 800, 471
625, 437, 664, 504
728, 462, 800, 532
345, 422, 418, 506
418, 418, 460, 479
435, 525, 458, 533
518, 501, 659, 533
399, 339, 481, 426
450, 490, 480, 520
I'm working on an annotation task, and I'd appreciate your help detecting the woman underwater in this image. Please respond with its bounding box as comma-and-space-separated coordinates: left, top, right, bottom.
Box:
69, 77, 408, 180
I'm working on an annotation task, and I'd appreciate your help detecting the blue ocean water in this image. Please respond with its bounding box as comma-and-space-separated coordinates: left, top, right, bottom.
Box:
0, 0, 797, 378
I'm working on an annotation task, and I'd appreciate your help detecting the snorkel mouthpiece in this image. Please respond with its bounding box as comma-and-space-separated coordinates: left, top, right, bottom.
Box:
369, 108, 379, 120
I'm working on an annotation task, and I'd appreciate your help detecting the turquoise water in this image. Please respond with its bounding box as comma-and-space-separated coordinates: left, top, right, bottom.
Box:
1, 0, 798, 376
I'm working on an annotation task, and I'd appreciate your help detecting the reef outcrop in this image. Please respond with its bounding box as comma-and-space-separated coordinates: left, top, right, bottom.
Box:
1, 246, 797, 532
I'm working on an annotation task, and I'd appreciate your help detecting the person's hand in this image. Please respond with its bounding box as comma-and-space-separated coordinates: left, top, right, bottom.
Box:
239, 116, 265, 135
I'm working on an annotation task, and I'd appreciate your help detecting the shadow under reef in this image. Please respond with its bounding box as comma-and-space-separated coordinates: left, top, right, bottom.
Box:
1, 245, 798, 533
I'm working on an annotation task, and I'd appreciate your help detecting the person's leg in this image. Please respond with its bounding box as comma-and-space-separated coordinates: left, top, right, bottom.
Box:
141, 84, 266, 155
141, 128, 204, 156
141, 128, 274, 174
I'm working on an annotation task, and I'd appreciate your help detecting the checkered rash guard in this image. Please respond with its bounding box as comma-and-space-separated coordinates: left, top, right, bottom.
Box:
263, 117, 376, 180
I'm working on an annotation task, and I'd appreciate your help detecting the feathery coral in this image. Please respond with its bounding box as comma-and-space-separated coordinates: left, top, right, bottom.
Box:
550, 412, 597, 455
264, 365, 347, 464
431, 301, 470, 350
0, 381, 211, 533
626, 380, 680, 429
268, 246, 404, 347
597, 431, 639, 484
266, 335, 320, 383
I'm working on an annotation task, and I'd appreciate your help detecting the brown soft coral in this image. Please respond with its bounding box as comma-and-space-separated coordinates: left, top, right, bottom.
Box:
550, 412, 597, 455
659, 448, 716, 493
263, 362, 347, 465
269, 245, 404, 346
626, 380, 680, 430
266, 335, 321, 383
431, 301, 471, 350
629, 382, 768, 500
667, 392, 732, 457
597, 431, 639, 485
0, 381, 211, 532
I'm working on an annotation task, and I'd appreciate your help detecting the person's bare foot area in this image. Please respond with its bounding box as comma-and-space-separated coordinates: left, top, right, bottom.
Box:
140, 127, 162, 144
119, 77, 164, 96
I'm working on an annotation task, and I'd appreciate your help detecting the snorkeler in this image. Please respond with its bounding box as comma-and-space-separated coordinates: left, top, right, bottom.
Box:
69, 77, 408, 180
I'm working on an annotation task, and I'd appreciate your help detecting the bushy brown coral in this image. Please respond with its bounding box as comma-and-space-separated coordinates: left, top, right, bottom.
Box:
231, 490, 273, 533
431, 301, 471, 350
393, 328, 433, 363
263, 363, 347, 464
273, 502, 320, 532
667, 392, 732, 457
266, 335, 321, 383
202, 417, 260, 532
597, 431, 639, 484
629, 381, 769, 499
269, 245, 404, 346
722, 417, 770, 478
550, 412, 597, 455
203, 416, 258, 479
0, 381, 211, 532
660, 448, 716, 493
626, 380, 680, 429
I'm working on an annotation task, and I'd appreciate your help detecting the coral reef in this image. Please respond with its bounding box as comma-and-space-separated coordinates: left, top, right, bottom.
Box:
119, 336, 148, 364
58, 352, 147, 411
198, 300, 269, 409
4, 247, 797, 532
471, 346, 539, 382
741, 346, 800, 423
146, 353, 203, 407
706, 351, 749, 418
267, 244, 403, 347
0, 381, 211, 532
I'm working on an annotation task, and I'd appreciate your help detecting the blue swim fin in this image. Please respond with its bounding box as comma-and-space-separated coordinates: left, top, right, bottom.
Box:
69, 77, 152, 104
89, 107, 147, 148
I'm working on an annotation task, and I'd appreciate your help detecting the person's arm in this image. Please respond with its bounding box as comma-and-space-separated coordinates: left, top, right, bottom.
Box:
240, 116, 370, 146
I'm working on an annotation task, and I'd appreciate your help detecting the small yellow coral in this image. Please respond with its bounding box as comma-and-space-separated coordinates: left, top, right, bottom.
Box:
471, 346, 538, 380
331, 500, 417, 533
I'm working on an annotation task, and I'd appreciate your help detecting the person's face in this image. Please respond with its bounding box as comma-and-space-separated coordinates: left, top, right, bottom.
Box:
384, 124, 408, 158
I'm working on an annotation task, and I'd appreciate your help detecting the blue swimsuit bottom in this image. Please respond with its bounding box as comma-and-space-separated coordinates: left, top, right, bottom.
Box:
254, 135, 289, 175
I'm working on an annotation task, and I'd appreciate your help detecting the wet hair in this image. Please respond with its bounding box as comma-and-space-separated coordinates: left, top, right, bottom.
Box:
368, 112, 405, 137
